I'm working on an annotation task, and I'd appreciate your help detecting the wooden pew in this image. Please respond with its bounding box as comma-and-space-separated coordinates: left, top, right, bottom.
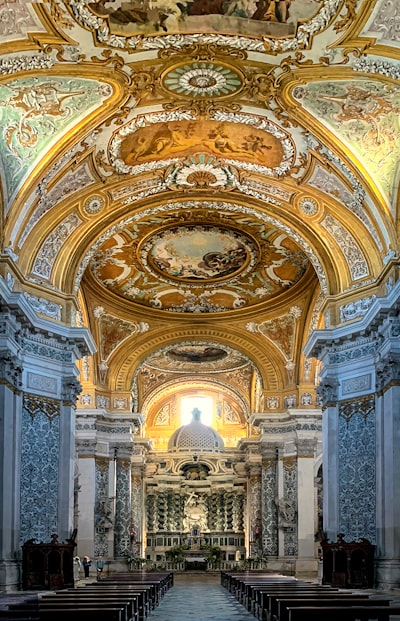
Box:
254, 585, 341, 619
286, 606, 400, 621
247, 582, 332, 615
98, 577, 163, 608
77, 584, 152, 618
39, 595, 136, 621
276, 598, 392, 621
38, 607, 126, 621
243, 580, 311, 609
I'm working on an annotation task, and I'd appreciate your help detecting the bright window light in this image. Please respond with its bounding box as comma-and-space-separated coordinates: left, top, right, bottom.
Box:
181, 396, 213, 426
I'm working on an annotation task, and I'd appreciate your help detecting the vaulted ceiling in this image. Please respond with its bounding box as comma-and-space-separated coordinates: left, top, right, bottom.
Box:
1, 0, 399, 428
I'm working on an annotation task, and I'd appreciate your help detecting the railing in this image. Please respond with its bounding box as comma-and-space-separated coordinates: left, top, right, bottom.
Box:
143, 559, 269, 571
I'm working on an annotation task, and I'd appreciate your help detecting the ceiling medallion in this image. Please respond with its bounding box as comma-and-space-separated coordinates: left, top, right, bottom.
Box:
140, 224, 257, 283
299, 197, 319, 216
162, 62, 243, 98
84, 195, 105, 215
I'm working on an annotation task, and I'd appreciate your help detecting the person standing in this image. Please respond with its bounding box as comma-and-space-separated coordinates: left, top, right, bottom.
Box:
96, 556, 104, 580
73, 556, 81, 582
82, 556, 91, 578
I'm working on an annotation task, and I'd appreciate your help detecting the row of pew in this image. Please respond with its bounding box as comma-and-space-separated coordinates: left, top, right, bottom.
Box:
0, 572, 173, 621
221, 571, 400, 621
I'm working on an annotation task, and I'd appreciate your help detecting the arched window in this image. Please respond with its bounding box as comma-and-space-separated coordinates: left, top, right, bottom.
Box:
181, 396, 213, 425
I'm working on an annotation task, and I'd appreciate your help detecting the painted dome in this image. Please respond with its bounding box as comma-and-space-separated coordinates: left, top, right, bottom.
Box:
168, 408, 224, 453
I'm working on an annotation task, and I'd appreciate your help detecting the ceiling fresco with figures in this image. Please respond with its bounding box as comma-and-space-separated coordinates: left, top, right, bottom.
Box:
88, 213, 310, 312
0, 0, 399, 433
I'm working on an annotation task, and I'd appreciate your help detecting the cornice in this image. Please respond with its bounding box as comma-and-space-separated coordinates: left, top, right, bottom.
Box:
0, 275, 96, 357
304, 278, 400, 359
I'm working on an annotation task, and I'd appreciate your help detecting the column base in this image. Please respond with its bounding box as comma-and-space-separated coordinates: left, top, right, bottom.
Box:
0, 560, 21, 592
375, 559, 400, 589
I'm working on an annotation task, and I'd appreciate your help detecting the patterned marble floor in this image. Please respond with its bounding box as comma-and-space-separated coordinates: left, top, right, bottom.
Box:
148, 573, 256, 620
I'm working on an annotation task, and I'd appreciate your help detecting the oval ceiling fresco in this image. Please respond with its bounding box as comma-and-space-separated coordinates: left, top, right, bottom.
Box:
89, 212, 310, 312
141, 224, 255, 283
144, 342, 249, 372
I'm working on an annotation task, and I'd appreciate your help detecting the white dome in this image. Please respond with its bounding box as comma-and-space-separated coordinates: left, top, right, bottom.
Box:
168, 408, 224, 453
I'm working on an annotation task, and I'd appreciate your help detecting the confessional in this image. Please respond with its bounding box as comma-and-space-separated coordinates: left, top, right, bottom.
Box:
22, 533, 76, 590
321, 535, 375, 588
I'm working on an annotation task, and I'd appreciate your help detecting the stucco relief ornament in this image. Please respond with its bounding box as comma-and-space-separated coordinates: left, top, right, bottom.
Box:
71, 0, 341, 53
62, 377, 82, 406
162, 62, 243, 98
94, 306, 105, 318
299, 197, 318, 216
0, 353, 22, 390
0, 54, 55, 75
23, 293, 62, 321
84, 195, 105, 214
165, 156, 237, 191
376, 354, 400, 393
317, 377, 339, 408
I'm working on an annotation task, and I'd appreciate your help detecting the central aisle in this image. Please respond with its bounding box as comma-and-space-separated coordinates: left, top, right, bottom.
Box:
149, 573, 256, 620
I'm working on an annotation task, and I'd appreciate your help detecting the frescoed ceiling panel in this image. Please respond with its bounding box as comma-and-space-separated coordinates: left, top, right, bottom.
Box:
0, 1, 45, 44
70, 0, 343, 53
361, 1, 400, 49
0, 75, 113, 206
88, 213, 310, 313
292, 78, 400, 211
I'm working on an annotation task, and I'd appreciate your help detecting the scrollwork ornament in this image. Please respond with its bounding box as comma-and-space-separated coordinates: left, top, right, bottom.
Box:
129, 70, 157, 103
163, 98, 241, 117
158, 43, 247, 62
245, 71, 277, 108
334, 0, 357, 33
0, 352, 23, 391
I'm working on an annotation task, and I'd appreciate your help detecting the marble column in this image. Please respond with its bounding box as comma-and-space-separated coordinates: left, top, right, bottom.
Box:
296, 439, 318, 573
304, 285, 400, 588
375, 352, 400, 588
0, 353, 23, 591
0, 284, 94, 591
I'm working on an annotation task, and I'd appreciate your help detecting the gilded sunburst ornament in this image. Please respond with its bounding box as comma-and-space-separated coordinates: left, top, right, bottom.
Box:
162, 62, 243, 98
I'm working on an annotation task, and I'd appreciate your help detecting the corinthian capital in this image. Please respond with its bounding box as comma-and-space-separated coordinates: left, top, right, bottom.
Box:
316, 376, 339, 408
376, 353, 400, 393
0, 351, 22, 391
62, 376, 82, 406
